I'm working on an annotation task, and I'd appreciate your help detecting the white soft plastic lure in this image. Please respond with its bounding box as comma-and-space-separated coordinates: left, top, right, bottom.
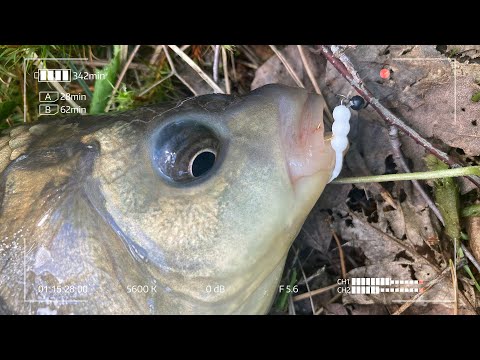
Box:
328, 104, 351, 182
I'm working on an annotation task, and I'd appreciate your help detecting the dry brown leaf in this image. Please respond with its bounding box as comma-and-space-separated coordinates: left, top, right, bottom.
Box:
251, 45, 327, 92
297, 184, 352, 253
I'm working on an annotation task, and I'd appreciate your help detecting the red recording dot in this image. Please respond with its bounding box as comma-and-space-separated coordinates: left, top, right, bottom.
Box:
380, 68, 390, 79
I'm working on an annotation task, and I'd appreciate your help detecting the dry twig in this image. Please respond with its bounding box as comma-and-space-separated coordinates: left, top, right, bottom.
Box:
297, 45, 321, 94
222, 47, 231, 94
316, 45, 480, 188
293, 283, 338, 302
331, 229, 347, 279
461, 243, 480, 273
449, 260, 458, 315
269, 45, 304, 88
213, 45, 220, 84
149, 45, 163, 65
138, 46, 196, 97
292, 246, 316, 314
388, 126, 445, 225
168, 45, 224, 93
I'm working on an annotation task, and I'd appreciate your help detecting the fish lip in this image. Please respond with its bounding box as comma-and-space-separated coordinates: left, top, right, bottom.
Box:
280, 92, 329, 186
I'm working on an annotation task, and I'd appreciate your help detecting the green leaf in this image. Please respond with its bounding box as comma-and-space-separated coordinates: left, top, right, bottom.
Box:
462, 204, 480, 217
68, 61, 92, 98
115, 84, 135, 111
89, 45, 121, 114
471, 91, 480, 103
0, 100, 18, 122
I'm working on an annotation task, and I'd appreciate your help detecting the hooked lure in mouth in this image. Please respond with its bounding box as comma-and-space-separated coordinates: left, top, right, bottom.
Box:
329, 104, 352, 182
0, 84, 350, 314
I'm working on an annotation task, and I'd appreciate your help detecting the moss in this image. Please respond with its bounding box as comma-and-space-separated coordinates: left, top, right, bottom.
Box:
425, 154, 460, 242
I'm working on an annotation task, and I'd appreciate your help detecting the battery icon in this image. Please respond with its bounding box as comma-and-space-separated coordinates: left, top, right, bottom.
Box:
34, 69, 71, 82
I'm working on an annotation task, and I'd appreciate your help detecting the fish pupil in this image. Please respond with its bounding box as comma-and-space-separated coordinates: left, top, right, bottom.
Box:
191, 150, 216, 177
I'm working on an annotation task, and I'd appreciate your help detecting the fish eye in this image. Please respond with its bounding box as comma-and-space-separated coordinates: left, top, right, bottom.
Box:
152, 120, 220, 183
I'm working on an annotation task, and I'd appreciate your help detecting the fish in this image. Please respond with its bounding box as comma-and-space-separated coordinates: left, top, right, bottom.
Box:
0, 84, 336, 314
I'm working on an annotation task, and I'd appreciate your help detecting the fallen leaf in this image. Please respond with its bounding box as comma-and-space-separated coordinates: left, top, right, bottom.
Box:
251, 45, 327, 93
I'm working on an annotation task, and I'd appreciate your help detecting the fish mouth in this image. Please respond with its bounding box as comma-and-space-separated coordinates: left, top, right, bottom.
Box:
279, 91, 335, 186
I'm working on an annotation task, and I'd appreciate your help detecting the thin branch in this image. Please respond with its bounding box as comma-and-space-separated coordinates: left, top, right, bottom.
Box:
168, 45, 224, 93
230, 51, 237, 82
164, 46, 198, 96
133, 69, 142, 88
21, 64, 29, 123
288, 295, 296, 315
235, 60, 258, 70
149, 45, 163, 65
314, 292, 342, 315
388, 126, 445, 226
222, 46, 231, 94
293, 283, 338, 302
316, 45, 480, 188
297, 44, 336, 127
297, 45, 321, 94
292, 246, 316, 314
449, 259, 458, 315
461, 243, 480, 273
213, 45, 221, 84
393, 265, 451, 315
138, 46, 196, 97
314, 307, 324, 315
269, 45, 304, 88
138, 73, 174, 97
333, 166, 480, 184
49, 82, 83, 110
331, 229, 347, 279
105, 45, 141, 112
297, 266, 326, 285
239, 45, 260, 68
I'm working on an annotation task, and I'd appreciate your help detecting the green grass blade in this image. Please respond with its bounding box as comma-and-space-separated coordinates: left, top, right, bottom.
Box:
275, 268, 297, 312
68, 61, 92, 98
463, 265, 480, 292
89, 45, 121, 114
